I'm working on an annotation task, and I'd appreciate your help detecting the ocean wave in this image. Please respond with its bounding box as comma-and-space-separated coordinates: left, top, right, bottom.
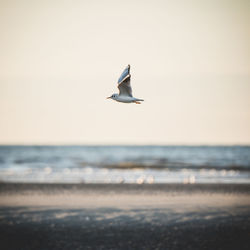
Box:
1, 146, 250, 184
80, 161, 250, 172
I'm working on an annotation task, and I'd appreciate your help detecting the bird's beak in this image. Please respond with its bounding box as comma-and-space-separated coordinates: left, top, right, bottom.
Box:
106, 97, 111, 99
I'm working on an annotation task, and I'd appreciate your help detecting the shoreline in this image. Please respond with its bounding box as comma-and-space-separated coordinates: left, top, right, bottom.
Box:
1, 182, 250, 194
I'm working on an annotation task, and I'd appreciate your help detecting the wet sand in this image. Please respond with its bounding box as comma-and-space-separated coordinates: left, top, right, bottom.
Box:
0, 183, 250, 250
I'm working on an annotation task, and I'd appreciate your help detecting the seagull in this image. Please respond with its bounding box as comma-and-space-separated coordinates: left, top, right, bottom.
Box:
107, 65, 144, 104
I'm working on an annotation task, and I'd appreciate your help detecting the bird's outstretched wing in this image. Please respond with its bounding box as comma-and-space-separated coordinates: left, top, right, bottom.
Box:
117, 65, 132, 97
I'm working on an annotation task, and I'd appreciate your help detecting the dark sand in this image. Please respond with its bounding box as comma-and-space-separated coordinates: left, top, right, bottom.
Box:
0, 183, 250, 250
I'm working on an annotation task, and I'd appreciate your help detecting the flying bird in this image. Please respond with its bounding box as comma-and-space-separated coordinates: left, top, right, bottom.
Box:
107, 65, 144, 104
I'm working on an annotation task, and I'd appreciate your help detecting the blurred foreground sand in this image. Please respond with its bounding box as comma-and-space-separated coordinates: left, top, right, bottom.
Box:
0, 183, 250, 250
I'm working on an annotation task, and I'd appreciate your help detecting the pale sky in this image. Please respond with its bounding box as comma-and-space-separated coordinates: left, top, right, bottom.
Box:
0, 0, 249, 145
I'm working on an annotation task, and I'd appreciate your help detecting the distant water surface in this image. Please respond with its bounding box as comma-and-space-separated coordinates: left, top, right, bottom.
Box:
0, 146, 249, 184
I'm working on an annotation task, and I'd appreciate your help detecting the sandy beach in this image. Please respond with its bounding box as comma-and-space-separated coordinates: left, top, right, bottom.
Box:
0, 183, 250, 250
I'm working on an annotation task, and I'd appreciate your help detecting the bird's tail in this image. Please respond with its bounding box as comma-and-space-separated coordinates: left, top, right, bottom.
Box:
137, 99, 144, 102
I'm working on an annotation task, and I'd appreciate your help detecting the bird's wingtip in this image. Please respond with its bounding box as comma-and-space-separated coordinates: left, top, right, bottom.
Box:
128, 64, 130, 73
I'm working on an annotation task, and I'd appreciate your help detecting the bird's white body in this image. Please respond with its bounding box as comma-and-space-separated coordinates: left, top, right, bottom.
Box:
111, 94, 143, 103
107, 65, 144, 104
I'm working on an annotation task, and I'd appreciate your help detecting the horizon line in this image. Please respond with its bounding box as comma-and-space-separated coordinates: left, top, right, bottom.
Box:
0, 143, 250, 147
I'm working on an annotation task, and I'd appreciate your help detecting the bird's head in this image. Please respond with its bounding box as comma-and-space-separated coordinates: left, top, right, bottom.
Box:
107, 94, 118, 100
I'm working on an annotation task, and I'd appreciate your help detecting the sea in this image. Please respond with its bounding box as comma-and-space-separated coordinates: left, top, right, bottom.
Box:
0, 145, 249, 184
